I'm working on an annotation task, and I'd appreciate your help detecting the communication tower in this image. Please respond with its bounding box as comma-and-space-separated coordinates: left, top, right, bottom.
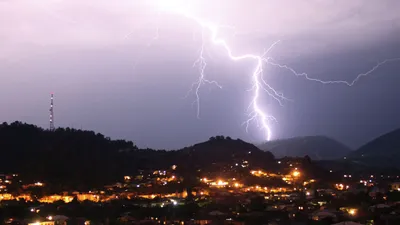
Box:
50, 93, 55, 131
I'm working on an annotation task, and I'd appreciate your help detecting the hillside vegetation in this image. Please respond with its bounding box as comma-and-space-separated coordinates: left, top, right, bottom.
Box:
0, 122, 276, 189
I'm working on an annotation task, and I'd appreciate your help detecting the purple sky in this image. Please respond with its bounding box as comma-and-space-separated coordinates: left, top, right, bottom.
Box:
1, 0, 400, 149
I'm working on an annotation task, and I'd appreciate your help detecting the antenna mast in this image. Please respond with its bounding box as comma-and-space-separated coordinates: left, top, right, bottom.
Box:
50, 93, 55, 131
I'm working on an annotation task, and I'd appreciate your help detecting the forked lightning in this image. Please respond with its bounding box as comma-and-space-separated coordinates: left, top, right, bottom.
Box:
154, 0, 400, 141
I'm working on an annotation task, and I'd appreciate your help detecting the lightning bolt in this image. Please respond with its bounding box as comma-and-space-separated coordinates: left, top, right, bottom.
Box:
152, 1, 400, 141
155, 5, 288, 141
189, 28, 222, 118
266, 57, 400, 86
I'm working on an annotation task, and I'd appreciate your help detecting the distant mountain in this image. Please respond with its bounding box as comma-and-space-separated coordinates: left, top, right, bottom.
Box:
348, 128, 400, 168
259, 136, 352, 160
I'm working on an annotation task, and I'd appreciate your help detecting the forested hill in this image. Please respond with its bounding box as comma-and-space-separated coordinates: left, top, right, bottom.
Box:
0, 122, 276, 189
0, 121, 137, 189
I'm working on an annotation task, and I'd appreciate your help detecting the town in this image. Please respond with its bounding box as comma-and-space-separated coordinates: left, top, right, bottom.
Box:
1, 156, 400, 225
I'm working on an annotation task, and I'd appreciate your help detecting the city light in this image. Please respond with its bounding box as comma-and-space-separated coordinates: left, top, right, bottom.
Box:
335, 183, 350, 191
34, 182, 44, 187
349, 209, 357, 216
210, 180, 228, 187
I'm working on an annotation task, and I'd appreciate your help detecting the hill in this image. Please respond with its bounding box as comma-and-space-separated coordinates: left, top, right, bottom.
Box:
0, 122, 276, 189
259, 136, 352, 160
178, 135, 276, 169
348, 128, 400, 168
0, 121, 137, 189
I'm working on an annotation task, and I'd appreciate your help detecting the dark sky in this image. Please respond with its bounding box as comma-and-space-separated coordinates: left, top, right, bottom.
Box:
1, 0, 400, 149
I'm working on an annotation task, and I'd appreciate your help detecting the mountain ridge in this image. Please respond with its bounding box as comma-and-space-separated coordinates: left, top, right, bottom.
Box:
259, 135, 352, 160
347, 128, 400, 168
350, 128, 400, 157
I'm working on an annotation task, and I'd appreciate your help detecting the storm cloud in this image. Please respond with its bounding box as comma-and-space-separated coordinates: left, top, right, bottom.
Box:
1, 0, 399, 149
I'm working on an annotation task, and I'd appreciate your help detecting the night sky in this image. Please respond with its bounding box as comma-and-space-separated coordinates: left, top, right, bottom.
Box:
1, 0, 400, 149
